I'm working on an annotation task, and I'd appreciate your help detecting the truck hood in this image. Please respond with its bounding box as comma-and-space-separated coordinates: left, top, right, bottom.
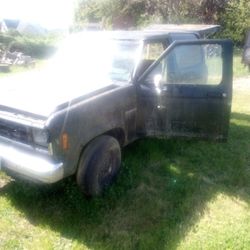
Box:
0, 69, 113, 118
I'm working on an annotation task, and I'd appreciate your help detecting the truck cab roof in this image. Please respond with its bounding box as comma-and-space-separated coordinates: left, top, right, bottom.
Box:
75, 24, 220, 41
108, 30, 199, 41
73, 30, 200, 43
144, 24, 220, 38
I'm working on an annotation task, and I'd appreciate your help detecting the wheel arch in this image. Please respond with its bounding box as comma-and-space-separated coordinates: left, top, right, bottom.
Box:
75, 128, 125, 172
103, 127, 126, 147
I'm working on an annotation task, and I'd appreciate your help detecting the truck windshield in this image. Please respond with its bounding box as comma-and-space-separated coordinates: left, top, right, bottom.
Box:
48, 34, 140, 83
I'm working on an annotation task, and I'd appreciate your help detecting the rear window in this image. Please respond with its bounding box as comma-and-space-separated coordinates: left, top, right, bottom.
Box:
169, 33, 198, 42
175, 45, 203, 69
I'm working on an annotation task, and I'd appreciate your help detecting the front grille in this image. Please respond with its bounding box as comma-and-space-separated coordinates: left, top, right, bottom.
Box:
0, 119, 31, 144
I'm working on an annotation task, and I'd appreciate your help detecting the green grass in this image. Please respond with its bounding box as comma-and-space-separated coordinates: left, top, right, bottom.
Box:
0, 53, 250, 249
0, 65, 28, 78
233, 48, 250, 78
0, 60, 47, 78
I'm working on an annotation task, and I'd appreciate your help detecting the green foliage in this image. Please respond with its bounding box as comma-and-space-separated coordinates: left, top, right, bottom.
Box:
0, 31, 59, 58
10, 35, 58, 59
74, 0, 249, 45
74, 0, 228, 29
75, 0, 101, 25
75, 0, 151, 29
219, 0, 250, 45
0, 33, 14, 50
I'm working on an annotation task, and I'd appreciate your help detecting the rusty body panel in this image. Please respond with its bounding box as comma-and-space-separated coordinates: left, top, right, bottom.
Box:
46, 83, 137, 177
0, 30, 233, 184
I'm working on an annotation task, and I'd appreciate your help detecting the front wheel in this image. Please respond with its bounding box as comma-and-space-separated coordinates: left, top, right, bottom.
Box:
76, 135, 121, 196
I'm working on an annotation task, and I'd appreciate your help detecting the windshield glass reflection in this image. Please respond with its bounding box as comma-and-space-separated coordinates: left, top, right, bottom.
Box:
47, 33, 140, 84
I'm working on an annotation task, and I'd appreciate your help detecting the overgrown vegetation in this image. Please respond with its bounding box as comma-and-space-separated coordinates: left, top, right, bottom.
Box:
75, 0, 250, 45
0, 31, 59, 59
219, 0, 250, 45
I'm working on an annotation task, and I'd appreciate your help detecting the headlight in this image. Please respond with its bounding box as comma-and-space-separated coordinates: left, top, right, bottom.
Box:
32, 128, 49, 147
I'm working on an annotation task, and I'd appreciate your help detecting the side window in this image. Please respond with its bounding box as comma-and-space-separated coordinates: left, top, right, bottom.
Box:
142, 42, 165, 60
135, 41, 166, 78
145, 43, 223, 86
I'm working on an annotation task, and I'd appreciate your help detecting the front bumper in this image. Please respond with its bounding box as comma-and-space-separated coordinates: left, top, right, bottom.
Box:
0, 137, 64, 184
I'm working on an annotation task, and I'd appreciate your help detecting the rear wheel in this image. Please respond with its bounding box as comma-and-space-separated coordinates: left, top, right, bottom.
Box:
76, 135, 121, 196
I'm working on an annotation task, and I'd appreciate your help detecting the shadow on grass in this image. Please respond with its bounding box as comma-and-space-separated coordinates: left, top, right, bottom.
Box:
0, 112, 250, 249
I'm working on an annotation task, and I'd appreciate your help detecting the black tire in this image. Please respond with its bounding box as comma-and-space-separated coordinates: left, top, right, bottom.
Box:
76, 135, 121, 196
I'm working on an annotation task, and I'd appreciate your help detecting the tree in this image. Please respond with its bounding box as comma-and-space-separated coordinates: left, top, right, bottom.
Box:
74, 0, 229, 29
219, 0, 250, 45
74, 0, 149, 29
185, 0, 228, 23
74, 0, 249, 44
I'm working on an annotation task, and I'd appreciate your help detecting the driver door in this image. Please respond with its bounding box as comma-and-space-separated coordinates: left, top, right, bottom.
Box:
136, 39, 233, 141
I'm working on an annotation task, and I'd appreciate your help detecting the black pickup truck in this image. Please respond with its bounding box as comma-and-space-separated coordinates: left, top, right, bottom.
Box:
0, 25, 233, 196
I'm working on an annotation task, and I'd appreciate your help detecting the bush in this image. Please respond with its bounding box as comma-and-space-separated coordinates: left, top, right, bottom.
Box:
10, 35, 58, 59
0, 33, 15, 50
0, 31, 60, 59
219, 0, 250, 45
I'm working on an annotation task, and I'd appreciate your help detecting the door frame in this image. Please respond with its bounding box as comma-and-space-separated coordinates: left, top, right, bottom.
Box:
135, 39, 233, 140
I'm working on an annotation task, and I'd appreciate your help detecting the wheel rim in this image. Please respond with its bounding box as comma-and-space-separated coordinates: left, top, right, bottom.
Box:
98, 151, 116, 188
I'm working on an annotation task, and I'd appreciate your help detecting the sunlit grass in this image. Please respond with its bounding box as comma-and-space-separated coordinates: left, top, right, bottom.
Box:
0, 60, 47, 78
177, 194, 250, 249
233, 48, 250, 78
